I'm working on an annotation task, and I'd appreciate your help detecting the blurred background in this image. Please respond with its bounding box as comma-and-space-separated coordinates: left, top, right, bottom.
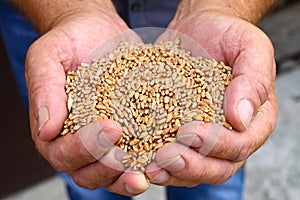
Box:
0, 0, 299, 199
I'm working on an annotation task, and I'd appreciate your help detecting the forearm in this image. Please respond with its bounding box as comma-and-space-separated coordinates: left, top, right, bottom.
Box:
176, 0, 280, 24
10, 0, 117, 33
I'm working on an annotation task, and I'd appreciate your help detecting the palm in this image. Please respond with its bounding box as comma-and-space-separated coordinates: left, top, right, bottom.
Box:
26, 11, 148, 195
168, 11, 277, 130
146, 11, 278, 186
26, 12, 133, 140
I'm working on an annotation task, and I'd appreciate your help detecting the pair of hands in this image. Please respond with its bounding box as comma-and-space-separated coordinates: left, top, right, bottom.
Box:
26, 1, 277, 196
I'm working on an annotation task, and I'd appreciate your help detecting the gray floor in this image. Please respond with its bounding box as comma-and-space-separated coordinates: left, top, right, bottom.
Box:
3, 2, 300, 200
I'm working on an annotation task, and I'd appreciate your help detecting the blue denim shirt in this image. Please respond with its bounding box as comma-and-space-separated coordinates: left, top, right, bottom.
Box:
113, 0, 180, 28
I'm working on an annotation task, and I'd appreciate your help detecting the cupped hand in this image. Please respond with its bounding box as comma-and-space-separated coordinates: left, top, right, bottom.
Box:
146, 9, 278, 186
25, 2, 148, 196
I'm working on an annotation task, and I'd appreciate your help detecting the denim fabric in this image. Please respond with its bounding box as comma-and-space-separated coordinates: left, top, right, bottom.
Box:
0, 1, 244, 199
58, 172, 132, 200
57, 167, 244, 200
0, 1, 39, 109
113, 0, 180, 28
166, 168, 244, 200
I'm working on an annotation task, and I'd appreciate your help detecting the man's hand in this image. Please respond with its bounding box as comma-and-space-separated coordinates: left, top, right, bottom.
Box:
146, 1, 278, 187
20, 0, 148, 196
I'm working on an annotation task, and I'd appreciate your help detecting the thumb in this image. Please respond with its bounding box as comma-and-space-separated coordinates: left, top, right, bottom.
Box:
222, 26, 276, 132
224, 55, 276, 132
26, 35, 70, 141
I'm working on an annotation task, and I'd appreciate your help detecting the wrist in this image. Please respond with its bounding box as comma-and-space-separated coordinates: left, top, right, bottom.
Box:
174, 0, 279, 24
11, 0, 120, 33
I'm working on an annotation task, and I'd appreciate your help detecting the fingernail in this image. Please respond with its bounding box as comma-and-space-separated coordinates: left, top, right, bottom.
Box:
158, 155, 185, 172
114, 121, 123, 131
125, 184, 139, 194
97, 129, 119, 149
177, 134, 202, 148
146, 163, 170, 184
77, 121, 104, 160
100, 147, 126, 171
114, 147, 127, 162
237, 99, 254, 129
125, 184, 140, 194
38, 105, 49, 135
125, 173, 149, 194
150, 170, 169, 184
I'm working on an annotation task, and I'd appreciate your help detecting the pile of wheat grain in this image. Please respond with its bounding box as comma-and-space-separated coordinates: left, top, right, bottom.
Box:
62, 39, 233, 171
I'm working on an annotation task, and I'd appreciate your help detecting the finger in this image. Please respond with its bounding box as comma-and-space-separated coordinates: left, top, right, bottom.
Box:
68, 146, 126, 190
34, 119, 123, 172
176, 89, 277, 162
107, 170, 150, 196
145, 162, 170, 185
177, 122, 242, 160
222, 25, 276, 131
155, 142, 245, 186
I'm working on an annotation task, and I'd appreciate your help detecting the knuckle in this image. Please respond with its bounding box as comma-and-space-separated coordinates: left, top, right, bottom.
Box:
194, 166, 223, 185
45, 145, 74, 172
194, 169, 208, 183
233, 145, 252, 162
253, 77, 270, 106
71, 174, 99, 190
47, 155, 70, 172
238, 133, 261, 161
212, 164, 236, 185
230, 136, 255, 162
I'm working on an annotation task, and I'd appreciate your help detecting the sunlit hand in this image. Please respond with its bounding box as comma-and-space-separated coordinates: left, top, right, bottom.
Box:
146, 7, 278, 187
25, 2, 148, 196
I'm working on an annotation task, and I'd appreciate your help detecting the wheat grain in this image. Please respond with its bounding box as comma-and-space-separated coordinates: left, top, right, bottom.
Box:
62, 39, 233, 171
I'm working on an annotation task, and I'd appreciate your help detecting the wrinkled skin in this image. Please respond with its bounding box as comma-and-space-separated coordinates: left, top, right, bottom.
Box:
26, 5, 149, 196
25, 2, 277, 197
146, 10, 278, 187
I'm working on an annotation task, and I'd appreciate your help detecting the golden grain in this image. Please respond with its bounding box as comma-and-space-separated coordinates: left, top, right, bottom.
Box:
62, 39, 233, 172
